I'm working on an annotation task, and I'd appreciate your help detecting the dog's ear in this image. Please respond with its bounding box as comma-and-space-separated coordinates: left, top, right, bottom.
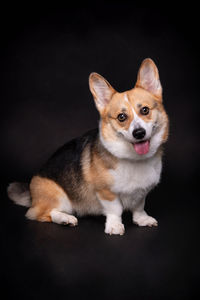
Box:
135, 58, 162, 101
89, 73, 115, 113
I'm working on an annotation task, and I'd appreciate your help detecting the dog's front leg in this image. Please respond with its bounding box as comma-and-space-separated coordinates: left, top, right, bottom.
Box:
132, 196, 158, 227
97, 192, 124, 235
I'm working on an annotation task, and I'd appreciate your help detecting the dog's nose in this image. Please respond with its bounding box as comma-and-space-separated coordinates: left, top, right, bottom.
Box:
132, 128, 146, 140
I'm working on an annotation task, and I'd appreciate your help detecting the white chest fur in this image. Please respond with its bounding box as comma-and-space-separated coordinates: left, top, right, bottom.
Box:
110, 153, 162, 195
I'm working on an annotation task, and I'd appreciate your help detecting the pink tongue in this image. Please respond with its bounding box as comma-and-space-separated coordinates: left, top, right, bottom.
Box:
133, 140, 150, 155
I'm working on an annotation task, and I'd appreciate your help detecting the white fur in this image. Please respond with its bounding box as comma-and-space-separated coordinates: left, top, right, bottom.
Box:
98, 196, 123, 216
100, 108, 165, 161
57, 194, 73, 215
119, 107, 153, 144
8, 63, 165, 235
100, 127, 137, 160
100, 89, 166, 162
50, 210, 78, 226
99, 128, 162, 234
105, 214, 125, 235
97, 152, 161, 234
110, 153, 162, 195
50, 194, 78, 226
7, 182, 31, 207
25, 190, 75, 223
133, 211, 158, 227
97, 196, 124, 235
124, 93, 129, 103
132, 197, 158, 227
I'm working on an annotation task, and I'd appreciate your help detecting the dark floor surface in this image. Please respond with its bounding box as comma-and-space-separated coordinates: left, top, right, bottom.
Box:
0, 4, 199, 300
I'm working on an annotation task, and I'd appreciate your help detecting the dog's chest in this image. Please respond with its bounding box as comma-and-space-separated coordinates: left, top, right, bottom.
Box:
110, 155, 162, 195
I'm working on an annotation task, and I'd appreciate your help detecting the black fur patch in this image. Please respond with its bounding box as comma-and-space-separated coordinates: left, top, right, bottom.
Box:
37, 128, 99, 202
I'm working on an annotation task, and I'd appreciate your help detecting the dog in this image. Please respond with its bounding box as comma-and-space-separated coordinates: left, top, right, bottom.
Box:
7, 58, 169, 235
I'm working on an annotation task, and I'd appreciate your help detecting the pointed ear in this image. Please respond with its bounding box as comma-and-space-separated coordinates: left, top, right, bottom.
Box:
89, 72, 115, 113
135, 58, 162, 101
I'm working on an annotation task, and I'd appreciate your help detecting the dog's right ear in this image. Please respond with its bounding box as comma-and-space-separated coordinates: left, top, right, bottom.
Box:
89, 73, 115, 113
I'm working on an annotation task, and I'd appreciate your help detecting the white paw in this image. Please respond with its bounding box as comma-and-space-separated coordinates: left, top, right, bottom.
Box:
105, 219, 125, 235
62, 215, 78, 227
50, 210, 78, 226
133, 214, 158, 227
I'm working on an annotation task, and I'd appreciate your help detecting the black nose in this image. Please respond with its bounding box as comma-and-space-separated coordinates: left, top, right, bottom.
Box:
132, 128, 146, 140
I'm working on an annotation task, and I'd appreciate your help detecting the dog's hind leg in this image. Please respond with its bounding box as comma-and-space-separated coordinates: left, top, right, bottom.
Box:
50, 210, 78, 226
26, 176, 78, 226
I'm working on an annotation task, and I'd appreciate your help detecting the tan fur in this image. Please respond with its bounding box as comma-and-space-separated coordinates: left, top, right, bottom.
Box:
89, 59, 168, 149
103, 92, 133, 129
8, 58, 169, 235
100, 87, 166, 142
161, 114, 169, 142
101, 92, 133, 141
127, 88, 159, 122
129, 87, 169, 142
27, 176, 67, 222
82, 143, 117, 193
97, 189, 116, 201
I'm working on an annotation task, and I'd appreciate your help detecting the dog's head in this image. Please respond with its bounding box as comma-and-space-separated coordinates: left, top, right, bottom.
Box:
89, 58, 169, 160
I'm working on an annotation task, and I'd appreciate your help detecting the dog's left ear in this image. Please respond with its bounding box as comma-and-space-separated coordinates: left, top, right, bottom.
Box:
136, 58, 162, 101
89, 73, 116, 113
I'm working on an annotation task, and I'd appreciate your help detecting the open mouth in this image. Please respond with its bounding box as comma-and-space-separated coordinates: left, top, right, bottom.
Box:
132, 140, 150, 155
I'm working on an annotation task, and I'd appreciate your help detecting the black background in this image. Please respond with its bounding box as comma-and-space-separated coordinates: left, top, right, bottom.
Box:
1, 4, 199, 300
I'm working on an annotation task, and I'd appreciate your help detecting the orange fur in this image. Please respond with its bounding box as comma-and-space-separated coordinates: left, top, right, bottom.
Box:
128, 88, 159, 122
82, 144, 117, 194
103, 92, 133, 129
97, 189, 116, 201
28, 176, 68, 222
8, 58, 169, 236
100, 87, 167, 142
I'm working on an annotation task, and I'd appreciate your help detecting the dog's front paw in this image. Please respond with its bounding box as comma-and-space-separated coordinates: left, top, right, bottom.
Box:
133, 212, 158, 227
105, 216, 125, 235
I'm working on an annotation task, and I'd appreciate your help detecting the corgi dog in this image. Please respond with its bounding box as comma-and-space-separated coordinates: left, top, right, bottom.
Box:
8, 58, 169, 235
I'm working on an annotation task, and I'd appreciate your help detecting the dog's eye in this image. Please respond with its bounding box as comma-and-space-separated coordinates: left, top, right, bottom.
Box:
117, 113, 128, 122
140, 106, 149, 115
